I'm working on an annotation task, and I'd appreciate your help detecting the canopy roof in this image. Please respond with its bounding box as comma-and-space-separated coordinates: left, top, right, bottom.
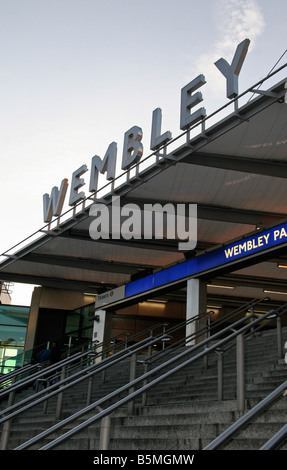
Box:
1, 72, 287, 305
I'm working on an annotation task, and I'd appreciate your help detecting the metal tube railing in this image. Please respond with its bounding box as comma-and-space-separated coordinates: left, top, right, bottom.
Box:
142, 298, 271, 368
0, 328, 133, 390
0, 321, 165, 397
0, 306, 215, 407
0, 297, 268, 395
0, 324, 159, 428
135, 299, 264, 399
260, 422, 287, 450
0, 334, 165, 424
0, 308, 211, 446
1, 299, 284, 450
0, 324, 94, 373
204, 379, 287, 450
0, 331, 172, 450
13, 304, 287, 450
0, 363, 39, 388
0, 345, 92, 399
207, 306, 285, 404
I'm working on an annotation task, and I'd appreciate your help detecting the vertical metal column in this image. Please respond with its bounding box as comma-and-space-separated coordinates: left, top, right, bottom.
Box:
55, 366, 66, 420
128, 354, 137, 415
162, 323, 168, 350
87, 375, 93, 405
0, 380, 15, 450
236, 334, 245, 412
99, 415, 111, 450
141, 335, 153, 407
217, 350, 224, 401
277, 316, 283, 359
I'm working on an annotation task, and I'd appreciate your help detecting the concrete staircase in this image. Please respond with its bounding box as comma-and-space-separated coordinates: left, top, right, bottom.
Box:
2, 326, 287, 450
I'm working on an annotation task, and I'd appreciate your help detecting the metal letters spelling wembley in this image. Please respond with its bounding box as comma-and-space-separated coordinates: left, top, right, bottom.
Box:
43, 39, 250, 224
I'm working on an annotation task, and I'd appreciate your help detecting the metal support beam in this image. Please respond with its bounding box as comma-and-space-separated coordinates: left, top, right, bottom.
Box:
181, 152, 287, 179
124, 196, 286, 226
22, 252, 155, 275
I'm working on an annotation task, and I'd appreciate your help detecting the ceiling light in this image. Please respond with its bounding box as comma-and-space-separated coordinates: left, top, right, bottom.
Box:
277, 263, 287, 269
263, 289, 287, 295
207, 284, 235, 290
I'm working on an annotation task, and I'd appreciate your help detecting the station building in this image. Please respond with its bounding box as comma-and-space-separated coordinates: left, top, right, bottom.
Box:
0, 42, 287, 369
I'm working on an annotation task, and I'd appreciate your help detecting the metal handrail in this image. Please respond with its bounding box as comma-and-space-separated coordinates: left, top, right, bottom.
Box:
0, 327, 174, 450
0, 297, 269, 389
0, 335, 171, 434
260, 422, 287, 450
0, 296, 264, 387
0, 302, 233, 451
0, 328, 130, 388
217, 309, 285, 361
143, 297, 270, 366
204, 379, 287, 450
1, 299, 220, 419
0, 363, 39, 387
0, 324, 94, 372
0, 320, 164, 396
0, 305, 220, 398
14, 304, 287, 450
0, 333, 170, 426
0, 342, 95, 399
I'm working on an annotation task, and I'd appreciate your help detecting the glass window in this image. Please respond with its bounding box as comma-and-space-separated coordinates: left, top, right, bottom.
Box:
0, 305, 30, 374
64, 303, 94, 346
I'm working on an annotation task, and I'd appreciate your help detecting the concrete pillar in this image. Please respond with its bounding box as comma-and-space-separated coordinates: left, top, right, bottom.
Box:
92, 309, 113, 361
24, 287, 42, 356
186, 278, 207, 345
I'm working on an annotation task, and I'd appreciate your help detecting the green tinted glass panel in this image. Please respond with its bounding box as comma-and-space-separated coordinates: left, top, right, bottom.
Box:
0, 305, 30, 373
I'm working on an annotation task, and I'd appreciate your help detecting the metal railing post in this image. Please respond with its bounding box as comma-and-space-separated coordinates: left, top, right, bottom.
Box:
204, 313, 213, 370
204, 345, 209, 370
236, 334, 245, 412
99, 415, 111, 450
102, 356, 107, 384
141, 335, 153, 407
250, 306, 255, 337
161, 323, 168, 350
0, 378, 15, 450
55, 366, 66, 420
43, 384, 50, 414
216, 349, 224, 401
276, 316, 283, 359
128, 354, 137, 415
141, 362, 149, 407
87, 375, 93, 405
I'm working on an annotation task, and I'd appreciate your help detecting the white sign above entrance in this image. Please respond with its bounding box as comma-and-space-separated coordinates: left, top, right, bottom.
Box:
95, 285, 125, 308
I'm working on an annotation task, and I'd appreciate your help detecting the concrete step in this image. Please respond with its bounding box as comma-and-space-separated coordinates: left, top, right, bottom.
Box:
9, 399, 242, 450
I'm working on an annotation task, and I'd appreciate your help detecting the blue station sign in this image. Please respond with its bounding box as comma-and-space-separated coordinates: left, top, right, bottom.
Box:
124, 221, 287, 299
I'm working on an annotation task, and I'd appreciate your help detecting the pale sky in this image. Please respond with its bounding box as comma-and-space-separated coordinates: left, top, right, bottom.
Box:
0, 0, 286, 305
